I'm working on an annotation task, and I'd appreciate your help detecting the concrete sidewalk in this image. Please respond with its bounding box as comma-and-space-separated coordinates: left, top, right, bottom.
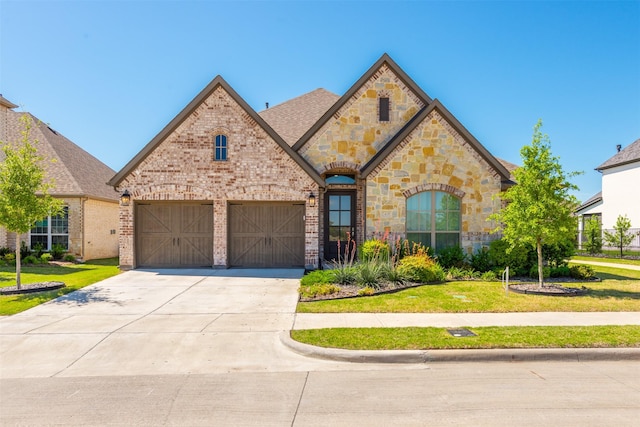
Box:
571, 259, 640, 271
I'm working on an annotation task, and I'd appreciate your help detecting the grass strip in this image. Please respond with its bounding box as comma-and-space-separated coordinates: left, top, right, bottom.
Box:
0, 258, 120, 315
291, 325, 640, 350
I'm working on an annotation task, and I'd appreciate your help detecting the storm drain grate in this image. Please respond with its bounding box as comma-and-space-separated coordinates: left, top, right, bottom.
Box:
447, 328, 477, 337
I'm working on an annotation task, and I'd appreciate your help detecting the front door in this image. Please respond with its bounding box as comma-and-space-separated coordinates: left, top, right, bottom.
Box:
324, 191, 356, 262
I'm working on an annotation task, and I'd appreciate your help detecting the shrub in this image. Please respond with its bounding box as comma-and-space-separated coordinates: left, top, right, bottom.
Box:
301, 270, 335, 287
529, 265, 550, 279
50, 243, 66, 260
358, 287, 376, 296
299, 283, 341, 299
488, 239, 532, 276
481, 270, 498, 281
356, 261, 388, 289
4, 253, 16, 262
63, 254, 76, 262
583, 216, 602, 254
360, 239, 390, 262
0, 246, 12, 257
543, 239, 575, 268
23, 255, 38, 264
550, 266, 571, 278
41, 253, 53, 262
32, 242, 45, 258
397, 254, 445, 283
445, 266, 478, 280
470, 247, 492, 273
386, 267, 409, 285
332, 266, 358, 285
436, 246, 467, 269
570, 264, 596, 280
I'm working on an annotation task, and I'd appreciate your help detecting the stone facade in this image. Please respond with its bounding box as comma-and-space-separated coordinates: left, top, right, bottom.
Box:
365, 112, 502, 253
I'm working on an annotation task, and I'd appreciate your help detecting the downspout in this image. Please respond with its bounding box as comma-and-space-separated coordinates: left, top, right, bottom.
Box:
81, 197, 87, 259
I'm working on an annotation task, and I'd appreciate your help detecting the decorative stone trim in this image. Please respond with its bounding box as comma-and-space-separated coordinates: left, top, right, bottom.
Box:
402, 183, 466, 199
319, 161, 361, 175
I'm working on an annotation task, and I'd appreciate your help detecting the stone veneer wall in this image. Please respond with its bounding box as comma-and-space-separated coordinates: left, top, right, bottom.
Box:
366, 111, 503, 253
117, 87, 319, 269
299, 64, 425, 171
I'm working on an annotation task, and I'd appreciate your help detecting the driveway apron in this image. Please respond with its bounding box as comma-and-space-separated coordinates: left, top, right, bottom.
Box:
1, 269, 401, 378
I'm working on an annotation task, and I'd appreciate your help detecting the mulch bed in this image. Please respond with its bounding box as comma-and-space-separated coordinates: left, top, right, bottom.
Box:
0, 281, 66, 295
508, 283, 589, 296
299, 281, 429, 302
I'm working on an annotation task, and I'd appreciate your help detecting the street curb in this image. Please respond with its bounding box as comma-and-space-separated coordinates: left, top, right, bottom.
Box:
280, 331, 640, 363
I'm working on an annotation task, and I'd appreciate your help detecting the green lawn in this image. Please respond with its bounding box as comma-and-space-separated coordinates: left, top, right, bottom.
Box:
0, 258, 120, 315
291, 325, 640, 350
296, 265, 640, 313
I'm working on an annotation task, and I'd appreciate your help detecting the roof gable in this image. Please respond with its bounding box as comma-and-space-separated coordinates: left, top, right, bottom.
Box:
360, 99, 512, 183
109, 76, 323, 187
2, 111, 118, 201
292, 53, 432, 152
596, 138, 640, 171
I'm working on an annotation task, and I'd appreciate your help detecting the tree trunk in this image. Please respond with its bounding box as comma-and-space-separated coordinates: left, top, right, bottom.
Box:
537, 238, 544, 288
15, 233, 21, 290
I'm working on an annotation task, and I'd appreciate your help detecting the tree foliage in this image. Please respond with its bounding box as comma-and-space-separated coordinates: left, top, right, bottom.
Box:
603, 215, 635, 258
0, 114, 62, 288
489, 120, 580, 287
583, 216, 603, 254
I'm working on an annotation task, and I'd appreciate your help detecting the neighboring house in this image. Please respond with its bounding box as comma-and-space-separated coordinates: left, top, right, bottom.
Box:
576, 139, 640, 249
108, 54, 515, 270
0, 95, 119, 260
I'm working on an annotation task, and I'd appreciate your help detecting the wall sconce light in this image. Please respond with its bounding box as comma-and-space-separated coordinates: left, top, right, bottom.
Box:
120, 190, 131, 206
308, 192, 316, 208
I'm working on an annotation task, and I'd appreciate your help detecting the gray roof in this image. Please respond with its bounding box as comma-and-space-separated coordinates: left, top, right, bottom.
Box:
258, 88, 340, 146
576, 191, 602, 213
596, 138, 640, 170
2, 111, 118, 201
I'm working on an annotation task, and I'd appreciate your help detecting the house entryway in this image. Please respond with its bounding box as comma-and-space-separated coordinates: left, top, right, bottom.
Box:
135, 202, 214, 268
324, 190, 356, 261
228, 202, 305, 268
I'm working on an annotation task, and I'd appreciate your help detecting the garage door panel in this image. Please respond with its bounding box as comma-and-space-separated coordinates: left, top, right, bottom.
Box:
229, 203, 305, 268
136, 203, 213, 268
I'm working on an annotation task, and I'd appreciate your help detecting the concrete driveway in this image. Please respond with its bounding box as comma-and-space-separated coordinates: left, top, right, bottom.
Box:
1, 269, 411, 378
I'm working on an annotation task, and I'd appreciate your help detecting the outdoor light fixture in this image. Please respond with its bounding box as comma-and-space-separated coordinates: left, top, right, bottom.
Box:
120, 190, 131, 206
308, 192, 316, 207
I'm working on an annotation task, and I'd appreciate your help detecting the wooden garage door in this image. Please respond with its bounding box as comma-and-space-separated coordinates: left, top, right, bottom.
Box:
136, 203, 213, 268
228, 203, 305, 268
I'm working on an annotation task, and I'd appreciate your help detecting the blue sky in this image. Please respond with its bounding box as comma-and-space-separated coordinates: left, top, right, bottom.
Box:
1, 0, 639, 203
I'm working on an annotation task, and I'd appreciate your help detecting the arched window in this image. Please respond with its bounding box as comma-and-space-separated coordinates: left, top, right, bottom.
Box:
406, 191, 461, 252
214, 134, 227, 161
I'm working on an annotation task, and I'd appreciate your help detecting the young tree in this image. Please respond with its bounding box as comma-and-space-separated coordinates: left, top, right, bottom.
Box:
583, 216, 602, 254
490, 120, 580, 288
0, 114, 62, 289
603, 215, 635, 258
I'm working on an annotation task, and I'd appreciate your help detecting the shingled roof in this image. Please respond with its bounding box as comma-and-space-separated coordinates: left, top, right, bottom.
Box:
596, 138, 640, 171
2, 111, 118, 201
258, 88, 340, 146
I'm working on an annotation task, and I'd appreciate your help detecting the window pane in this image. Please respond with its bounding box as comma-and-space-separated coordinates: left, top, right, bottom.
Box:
30, 235, 48, 250
435, 212, 447, 231
340, 211, 351, 227
340, 195, 351, 209
379, 97, 390, 121
420, 192, 431, 211
329, 195, 340, 210
407, 232, 431, 249
329, 226, 340, 241
406, 211, 419, 231
329, 211, 339, 226
325, 175, 355, 185
52, 236, 69, 250
407, 195, 418, 211
447, 213, 460, 231
436, 233, 459, 252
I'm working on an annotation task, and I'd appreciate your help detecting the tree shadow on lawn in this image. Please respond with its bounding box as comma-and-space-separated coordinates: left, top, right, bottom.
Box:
596, 272, 640, 281
586, 288, 640, 300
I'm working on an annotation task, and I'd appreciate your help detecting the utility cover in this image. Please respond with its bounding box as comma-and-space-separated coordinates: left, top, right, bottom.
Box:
447, 328, 477, 337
